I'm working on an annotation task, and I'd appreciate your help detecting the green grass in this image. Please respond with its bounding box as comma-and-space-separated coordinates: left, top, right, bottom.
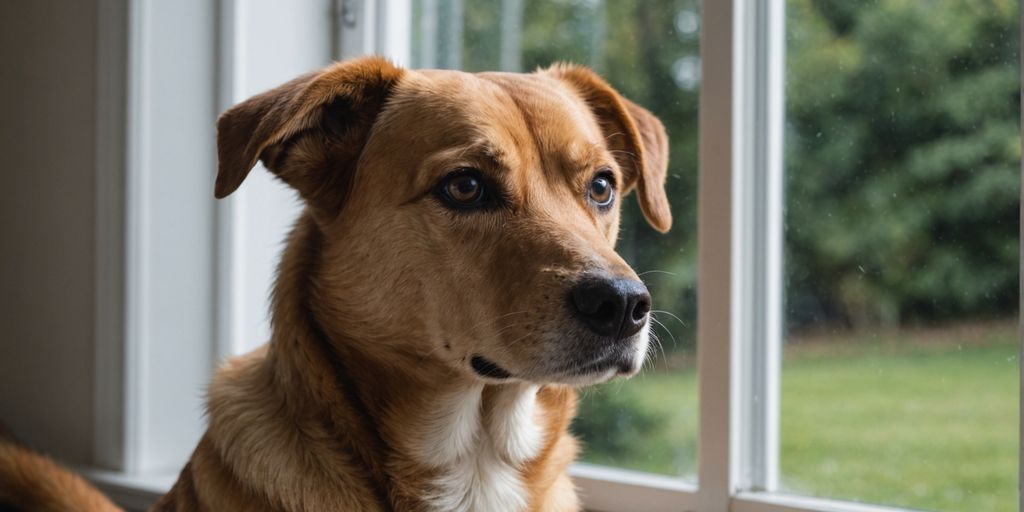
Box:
573, 321, 1018, 511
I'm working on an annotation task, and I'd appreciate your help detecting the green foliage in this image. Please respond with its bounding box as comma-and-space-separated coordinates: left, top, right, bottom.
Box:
785, 0, 1020, 328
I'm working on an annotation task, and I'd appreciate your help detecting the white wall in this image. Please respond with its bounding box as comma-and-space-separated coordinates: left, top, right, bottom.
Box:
0, 0, 100, 466
0, 0, 335, 473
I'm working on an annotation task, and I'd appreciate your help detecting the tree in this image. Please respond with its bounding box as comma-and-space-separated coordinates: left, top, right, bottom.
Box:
785, 0, 1020, 329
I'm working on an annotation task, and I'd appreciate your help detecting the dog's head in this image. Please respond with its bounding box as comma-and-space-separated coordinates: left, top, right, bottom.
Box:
216, 57, 672, 387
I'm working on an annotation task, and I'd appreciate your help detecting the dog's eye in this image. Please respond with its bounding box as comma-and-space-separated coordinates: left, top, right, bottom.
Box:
437, 169, 489, 209
588, 172, 615, 208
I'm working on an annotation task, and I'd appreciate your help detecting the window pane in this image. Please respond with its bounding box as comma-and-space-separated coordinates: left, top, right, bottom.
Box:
782, 1, 1019, 510
412, 0, 700, 479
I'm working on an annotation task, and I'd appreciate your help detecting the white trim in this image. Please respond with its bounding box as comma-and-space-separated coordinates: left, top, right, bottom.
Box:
570, 464, 695, 512
102, 0, 220, 473
121, 0, 149, 473
733, 0, 785, 492
81, 468, 940, 512
214, 0, 331, 360
91, 0, 335, 489
415, 0, 437, 67
84, 469, 174, 512
334, 0, 413, 64
498, 0, 523, 72
94, 0, 130, 472
335, 0, 376, 60
444, 0, 464, 69
697, 0, 739, 509
377, 0, 412, 66
761, 0, 785, 492
732, 493, 925, 512
215, 0, 249, 361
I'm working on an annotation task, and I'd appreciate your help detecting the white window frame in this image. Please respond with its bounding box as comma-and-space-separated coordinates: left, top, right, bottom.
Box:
87, 1, 1024, 511
88, 0, 337, 506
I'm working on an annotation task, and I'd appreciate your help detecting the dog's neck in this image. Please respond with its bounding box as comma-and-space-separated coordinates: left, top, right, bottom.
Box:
259, 213, 548, 512
397, 380, 545, 512
311, 304, 546, 512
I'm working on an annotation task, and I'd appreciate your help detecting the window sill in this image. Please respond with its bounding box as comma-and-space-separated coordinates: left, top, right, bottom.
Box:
79, 465, 915, 512
570, 463, 696, 511
80, 464, 694, 512
81, 468, 175, 512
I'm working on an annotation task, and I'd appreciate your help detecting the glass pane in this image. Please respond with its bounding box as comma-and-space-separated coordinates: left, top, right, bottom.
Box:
782, 1, 1019, 510
412, 0, 701, 479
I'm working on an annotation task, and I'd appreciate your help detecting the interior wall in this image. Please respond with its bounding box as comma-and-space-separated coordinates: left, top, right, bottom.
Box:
0, 0, 99, 466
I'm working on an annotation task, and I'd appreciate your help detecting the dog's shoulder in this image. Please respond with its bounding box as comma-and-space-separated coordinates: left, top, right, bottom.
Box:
189, 346, 386, 512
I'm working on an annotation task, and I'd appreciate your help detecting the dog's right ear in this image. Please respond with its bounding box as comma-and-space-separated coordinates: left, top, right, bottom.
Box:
215, 57, 404, 213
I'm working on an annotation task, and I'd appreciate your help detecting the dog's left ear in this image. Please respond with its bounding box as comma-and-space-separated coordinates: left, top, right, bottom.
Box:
547, 64, 672, 233
215, 56, 404, 214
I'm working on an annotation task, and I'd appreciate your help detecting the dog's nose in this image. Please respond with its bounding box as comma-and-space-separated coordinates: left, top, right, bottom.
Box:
570, 277, 651, 339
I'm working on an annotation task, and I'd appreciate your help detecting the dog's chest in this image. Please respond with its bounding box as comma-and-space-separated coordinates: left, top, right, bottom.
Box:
410, 383, 544, 512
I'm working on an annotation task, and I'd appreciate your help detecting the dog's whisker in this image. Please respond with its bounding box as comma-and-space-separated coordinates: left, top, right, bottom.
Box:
651, 309, 687, 330
642, 334, 656, 372
649, 316, 678, 349
608, 148, 637, 159
637, 269, 677, 277
501, 331, 536, 348
492, 320, 537, 339
467, 310, 530, 333
650, 331, 668, 372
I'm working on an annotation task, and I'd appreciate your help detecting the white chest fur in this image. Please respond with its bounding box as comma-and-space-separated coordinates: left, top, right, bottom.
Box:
410, 382, 544, 512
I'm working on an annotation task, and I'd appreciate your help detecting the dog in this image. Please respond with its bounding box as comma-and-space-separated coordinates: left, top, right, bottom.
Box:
0, 56, 671, 512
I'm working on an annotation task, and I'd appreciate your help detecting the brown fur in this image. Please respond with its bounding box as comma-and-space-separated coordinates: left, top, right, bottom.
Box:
0, 56, 670, 512
0, 441, 119, 512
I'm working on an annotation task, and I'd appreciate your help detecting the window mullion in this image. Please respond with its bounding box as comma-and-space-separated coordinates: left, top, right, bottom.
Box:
498, 0, 523, 71
215, 0, 249, 363
333, 0, 412, 65
699, 0, 786, 507
376, 0, 412, 67
736, 0, 785, 494
334, 0, 377, 60
696, 0, 739, 509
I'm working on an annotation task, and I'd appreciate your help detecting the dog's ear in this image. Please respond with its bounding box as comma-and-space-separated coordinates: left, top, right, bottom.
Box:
546, 64, 672, 233
215, 56, 404, 213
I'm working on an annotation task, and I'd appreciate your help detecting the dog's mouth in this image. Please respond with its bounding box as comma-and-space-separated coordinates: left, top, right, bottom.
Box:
470, 346, 639, 384
550, 350, 635, 378
470, 355, 513, 380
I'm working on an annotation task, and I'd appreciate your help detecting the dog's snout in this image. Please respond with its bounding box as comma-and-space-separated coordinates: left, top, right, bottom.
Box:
570, 277, 651, 339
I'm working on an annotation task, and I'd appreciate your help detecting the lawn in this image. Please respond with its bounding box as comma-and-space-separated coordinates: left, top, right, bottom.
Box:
573, 321, 1018, 512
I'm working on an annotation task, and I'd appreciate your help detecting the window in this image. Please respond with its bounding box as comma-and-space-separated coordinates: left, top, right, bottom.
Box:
781, 2, 1020, 510
89, 1, 1022, 511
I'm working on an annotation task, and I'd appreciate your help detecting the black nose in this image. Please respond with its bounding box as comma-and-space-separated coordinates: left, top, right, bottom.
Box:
569, 276, 651, 339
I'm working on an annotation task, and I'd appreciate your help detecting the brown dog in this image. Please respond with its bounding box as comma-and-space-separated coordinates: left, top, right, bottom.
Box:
0, 57, 670, 512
